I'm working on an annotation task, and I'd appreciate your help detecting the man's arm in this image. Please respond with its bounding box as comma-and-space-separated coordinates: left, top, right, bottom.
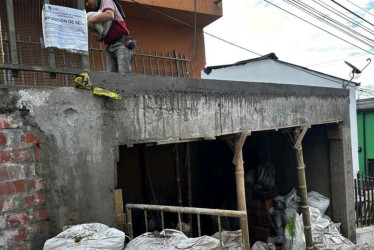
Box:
87, 9, 114, 25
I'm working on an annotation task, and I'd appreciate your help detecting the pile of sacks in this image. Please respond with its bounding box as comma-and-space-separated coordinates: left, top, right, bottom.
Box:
253, 188, 374, 249
269, 188, 331, 243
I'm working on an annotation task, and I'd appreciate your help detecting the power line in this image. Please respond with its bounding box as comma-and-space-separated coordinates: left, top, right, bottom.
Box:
313, 0, 374, 37
331, 0, 374, 27
189, 0, 197, 74
263, 0, 374, 56
308, 53, 370, 67
283, 0, 374, 47
127, 0, 374, 97
343, 0, 374, 18
128, 0, 262, 56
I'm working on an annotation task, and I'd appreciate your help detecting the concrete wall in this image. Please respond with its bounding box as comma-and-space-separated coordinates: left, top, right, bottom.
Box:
0, 73, 355, 247
201, 59, 360, 176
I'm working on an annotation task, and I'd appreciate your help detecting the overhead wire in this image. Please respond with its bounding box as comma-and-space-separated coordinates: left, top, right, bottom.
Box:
330, 0, 374, 27
189, 0, 197, 75
128, 0, 262, 56
313, 0, 374, 37
282, 0, 374, 48
126, 0, 374, 96
308, 53, 370, 67
343, 0, 374, 18
263, 0, 374, 56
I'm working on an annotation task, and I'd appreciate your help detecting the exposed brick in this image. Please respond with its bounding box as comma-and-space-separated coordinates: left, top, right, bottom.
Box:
10, 227, 27, 242
0, 149, 11, 162
23, 133, 41, 144
24, 193, 44, 208
6, 212, 30, 227
0, 148, 34, 163
0, 132, 7, 145
0, 164, 25, 180
2, 227, 28, 244
30, 179, 43, 191
31, 208, 48, 221
0, 115, 18, 129
0, 197, 18, 212
0, 180, 27, 196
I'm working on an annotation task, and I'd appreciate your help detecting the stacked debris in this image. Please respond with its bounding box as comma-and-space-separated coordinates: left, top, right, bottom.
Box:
245, 161, 278, 242
43, 223, 125, 250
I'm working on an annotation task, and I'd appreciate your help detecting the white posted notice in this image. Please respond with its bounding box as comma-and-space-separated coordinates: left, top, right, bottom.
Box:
42, 4, 88, 52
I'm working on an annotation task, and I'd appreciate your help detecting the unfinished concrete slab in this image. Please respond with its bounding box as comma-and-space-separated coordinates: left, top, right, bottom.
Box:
0, 73, 355, 248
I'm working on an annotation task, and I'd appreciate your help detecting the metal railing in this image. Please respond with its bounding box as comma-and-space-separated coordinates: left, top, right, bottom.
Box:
0, 0, 190, 86
125, 203, 249, 250
354, 172, 374, 228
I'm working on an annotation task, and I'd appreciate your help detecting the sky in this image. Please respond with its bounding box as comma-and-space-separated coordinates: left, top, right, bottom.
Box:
204, 0, 374, 99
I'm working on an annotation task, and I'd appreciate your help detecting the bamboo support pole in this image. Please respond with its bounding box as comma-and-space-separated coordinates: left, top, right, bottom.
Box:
233, 133, 250, 250
293, 127, 313, 250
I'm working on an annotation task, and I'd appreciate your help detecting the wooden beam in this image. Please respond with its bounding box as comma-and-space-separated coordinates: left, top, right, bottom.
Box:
294, 124, 310, 149
115, 189, 125, 231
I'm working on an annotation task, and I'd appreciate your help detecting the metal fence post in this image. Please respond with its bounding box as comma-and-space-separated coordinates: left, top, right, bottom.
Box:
77, 0, 90, 72
6, 0, 18, 77
44, 0, 57, 79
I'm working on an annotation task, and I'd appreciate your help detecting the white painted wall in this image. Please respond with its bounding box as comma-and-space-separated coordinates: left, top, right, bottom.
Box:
202, 59, 359, 176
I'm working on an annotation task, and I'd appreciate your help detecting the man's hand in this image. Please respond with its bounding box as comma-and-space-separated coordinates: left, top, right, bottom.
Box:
87, 9, 114, 24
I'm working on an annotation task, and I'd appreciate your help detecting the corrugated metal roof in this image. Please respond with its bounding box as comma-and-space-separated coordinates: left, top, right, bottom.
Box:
357, 98, 374, 111
204, 53, 360, 86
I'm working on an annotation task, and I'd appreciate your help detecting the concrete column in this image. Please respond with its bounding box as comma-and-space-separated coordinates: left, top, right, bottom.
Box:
328, 123, 356, 242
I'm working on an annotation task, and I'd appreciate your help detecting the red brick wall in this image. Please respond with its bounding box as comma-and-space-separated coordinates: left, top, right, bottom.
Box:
0, 114, 49, 249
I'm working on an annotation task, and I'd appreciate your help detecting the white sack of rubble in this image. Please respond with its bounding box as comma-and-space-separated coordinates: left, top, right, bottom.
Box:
124, 229, 220, 250
251, 241, 276, 250
303, 206, 355, 249
87, 11, 111, 40
43, 223, 125, 250
308, 191, 330, 217
211, 230, 243, 250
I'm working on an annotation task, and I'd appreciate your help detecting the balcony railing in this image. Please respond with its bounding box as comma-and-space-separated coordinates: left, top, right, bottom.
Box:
0, 0, 190, 86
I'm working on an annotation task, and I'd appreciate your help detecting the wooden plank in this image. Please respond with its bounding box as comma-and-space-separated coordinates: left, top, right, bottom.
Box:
115, 189, 125, 231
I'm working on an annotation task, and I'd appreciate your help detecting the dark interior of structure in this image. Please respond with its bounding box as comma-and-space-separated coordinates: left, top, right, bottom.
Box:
116, 124, 332, 243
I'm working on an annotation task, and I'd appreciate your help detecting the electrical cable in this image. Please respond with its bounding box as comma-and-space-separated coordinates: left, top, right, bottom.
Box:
263, 0, 374, 56
308, 53, 370, 67
330, 0, 374, 27
128, 0, 262, 56
189, 0, 197, 75
313, 0, 374, 37
282, 0, 374, 48
313, 0, 374, 35
126, 0, 374, 96
343, 0, 374, 18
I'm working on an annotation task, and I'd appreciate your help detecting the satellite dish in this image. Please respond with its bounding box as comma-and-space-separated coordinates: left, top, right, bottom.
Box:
342, 58, 371, 88
344, 61, 362, 74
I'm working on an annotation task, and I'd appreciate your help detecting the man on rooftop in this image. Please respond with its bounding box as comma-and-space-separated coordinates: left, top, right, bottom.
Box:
85, 0, 135, 74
